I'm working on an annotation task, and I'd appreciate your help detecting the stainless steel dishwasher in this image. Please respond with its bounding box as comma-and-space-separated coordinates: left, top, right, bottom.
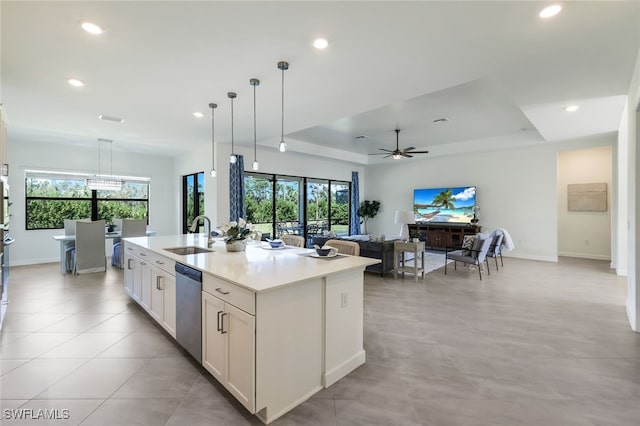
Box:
175, 263, 203, 363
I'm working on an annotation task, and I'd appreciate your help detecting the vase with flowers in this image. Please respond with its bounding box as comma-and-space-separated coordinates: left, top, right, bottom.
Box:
219, 218, 254, 252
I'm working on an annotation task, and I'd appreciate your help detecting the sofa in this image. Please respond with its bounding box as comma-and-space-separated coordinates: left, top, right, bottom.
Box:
313, 236, 396, 276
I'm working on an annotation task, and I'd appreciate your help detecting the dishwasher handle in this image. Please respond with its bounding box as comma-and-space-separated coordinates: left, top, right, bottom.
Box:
175, 263, 202, 282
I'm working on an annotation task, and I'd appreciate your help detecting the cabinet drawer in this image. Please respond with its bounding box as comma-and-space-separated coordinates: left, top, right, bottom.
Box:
148, 252, 175, 275
203, 274, 255, 315
124, 243, 150, 259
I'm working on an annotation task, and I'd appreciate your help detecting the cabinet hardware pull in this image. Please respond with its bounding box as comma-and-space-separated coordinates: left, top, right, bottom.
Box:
156, 260, 164, 265
215, 288, 230, 295
141, 262, 147, 266
127, 258, 133, 270
140, 252, 147, 256
221, 312, 228, 334
217, 310, 223, 332
127, 247, 133, 251
156, 276, 163, 290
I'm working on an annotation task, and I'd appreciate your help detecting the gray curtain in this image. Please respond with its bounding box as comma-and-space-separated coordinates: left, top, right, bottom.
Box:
229, 155, 246, 221
349, 171, 360, 235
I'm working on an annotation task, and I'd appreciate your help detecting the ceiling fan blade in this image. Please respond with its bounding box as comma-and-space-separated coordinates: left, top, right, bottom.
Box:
368, 153, 390, 155
403, 146, 416, 151
402, 153, 413, 158
383, 154, 393, 159
409, 150, 430, 154
378, 148, 393, 153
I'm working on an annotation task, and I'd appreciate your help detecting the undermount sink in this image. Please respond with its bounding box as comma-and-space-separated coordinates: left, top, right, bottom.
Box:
164, 246, 213, 255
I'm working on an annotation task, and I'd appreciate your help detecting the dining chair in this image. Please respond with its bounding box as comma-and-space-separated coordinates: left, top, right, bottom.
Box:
113, 218, 147, 268
281, 234, 305, 248
63, 219, 76, 273
325, 239, 360, 256
72, 220, 106, 274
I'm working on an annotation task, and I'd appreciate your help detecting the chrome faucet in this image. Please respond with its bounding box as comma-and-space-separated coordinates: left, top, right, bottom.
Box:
190, 215, 214, 248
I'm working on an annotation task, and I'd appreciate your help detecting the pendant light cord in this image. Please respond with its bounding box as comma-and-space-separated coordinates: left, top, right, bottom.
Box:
231, 97, 234, 155
281, 66, 285, 141
211, 105, 215, 164
253, 83, 257, 160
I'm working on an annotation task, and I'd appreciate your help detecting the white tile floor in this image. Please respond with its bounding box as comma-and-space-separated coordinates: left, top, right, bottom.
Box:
1, 257, 639, 425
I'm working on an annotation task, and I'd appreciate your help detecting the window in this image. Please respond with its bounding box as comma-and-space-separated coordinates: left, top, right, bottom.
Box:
182, 172, 204, 233
245, 172, 351, 246
25, 170, 149, 230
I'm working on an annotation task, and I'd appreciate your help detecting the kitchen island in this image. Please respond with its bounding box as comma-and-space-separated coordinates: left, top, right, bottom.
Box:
123, 234, 379, 424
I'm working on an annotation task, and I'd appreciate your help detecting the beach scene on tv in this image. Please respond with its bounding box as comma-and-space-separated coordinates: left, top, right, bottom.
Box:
413, 186, 476, 223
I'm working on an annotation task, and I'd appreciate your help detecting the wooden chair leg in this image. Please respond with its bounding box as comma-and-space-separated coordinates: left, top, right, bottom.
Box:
478, 262, 482, 280
486, 260, 490, 275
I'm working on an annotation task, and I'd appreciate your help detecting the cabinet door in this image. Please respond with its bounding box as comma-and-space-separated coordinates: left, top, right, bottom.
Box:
162, 273, 176, 337
225, 303, 255, 412
202, 292, 225, 383
124, 254, 136, 297
139, 260, 152, 311
150, 267, 164, 322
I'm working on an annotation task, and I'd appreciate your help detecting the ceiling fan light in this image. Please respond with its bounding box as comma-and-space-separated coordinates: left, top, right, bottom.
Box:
392, 154, 402, 160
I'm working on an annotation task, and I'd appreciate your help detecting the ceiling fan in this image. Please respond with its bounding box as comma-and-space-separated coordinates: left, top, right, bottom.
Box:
369, 129, 429, 159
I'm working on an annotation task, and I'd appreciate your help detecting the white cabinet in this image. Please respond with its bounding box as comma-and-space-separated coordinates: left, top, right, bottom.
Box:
124, 253, 142, 302
202, 289, 255, 412
123, 242, 176, 337
150, 266, 176, 337
139, 259, 152, 311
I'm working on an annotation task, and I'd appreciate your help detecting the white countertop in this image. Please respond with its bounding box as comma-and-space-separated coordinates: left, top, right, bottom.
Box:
125, 234, 380, 293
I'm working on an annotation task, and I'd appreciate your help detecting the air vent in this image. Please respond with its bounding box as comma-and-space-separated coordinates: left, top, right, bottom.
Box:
98, 114, 125, 123
355, 135, 368, 140
433, 117, 450, 124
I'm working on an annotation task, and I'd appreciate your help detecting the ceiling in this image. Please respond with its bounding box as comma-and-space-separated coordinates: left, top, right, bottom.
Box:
2, 1, 639, 164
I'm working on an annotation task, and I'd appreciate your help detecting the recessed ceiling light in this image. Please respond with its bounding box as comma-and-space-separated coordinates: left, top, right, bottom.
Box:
67, 78, 84, 87
193, 112, 204, 118
98, 114, 125, 123
81, 21, 103, 35
565, 105, 580, 112
539, 4, 562, 18
313, 38, 329, 49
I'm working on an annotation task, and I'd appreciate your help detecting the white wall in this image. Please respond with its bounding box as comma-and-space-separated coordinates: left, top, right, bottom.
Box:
557, 146, 612, 260
363, 135, 614, 262
623, 48, 640, 332
7, 139, 176, 266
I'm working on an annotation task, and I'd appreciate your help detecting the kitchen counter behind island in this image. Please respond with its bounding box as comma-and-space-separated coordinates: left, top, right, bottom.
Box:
123, 234, 380, 425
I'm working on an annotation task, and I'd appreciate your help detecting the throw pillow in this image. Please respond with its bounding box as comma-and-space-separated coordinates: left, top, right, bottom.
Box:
461, 235, 476, 256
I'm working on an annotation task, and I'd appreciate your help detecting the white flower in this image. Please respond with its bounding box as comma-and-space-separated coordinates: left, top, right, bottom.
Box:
238, 218, 246, 227
229, 221, 238, 228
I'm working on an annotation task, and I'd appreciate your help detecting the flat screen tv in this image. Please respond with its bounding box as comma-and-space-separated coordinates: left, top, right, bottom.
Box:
413, 186, 476, 224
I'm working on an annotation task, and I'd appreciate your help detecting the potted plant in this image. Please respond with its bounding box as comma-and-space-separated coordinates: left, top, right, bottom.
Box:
357, 200, 380, 235
219, 218, 255, 252
409, 229, 420, 242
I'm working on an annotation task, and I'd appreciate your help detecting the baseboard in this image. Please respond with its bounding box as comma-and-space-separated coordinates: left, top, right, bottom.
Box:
503, 253, 558, 262
558, 251, 611, 261
323, 350, 366, 388
10, 257, 60, 267
626, 299, 637, 332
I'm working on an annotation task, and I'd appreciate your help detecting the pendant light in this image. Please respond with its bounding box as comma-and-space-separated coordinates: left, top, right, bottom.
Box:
208, 102, 217, 177
277, 61, 289, 152
228, 92, 237, 164
250, 78, 260, 171
86, 138, 123, 191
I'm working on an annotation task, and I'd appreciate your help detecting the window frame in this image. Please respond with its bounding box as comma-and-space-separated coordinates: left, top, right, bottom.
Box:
244, 171, 351, 245
24, 170, 150, 231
